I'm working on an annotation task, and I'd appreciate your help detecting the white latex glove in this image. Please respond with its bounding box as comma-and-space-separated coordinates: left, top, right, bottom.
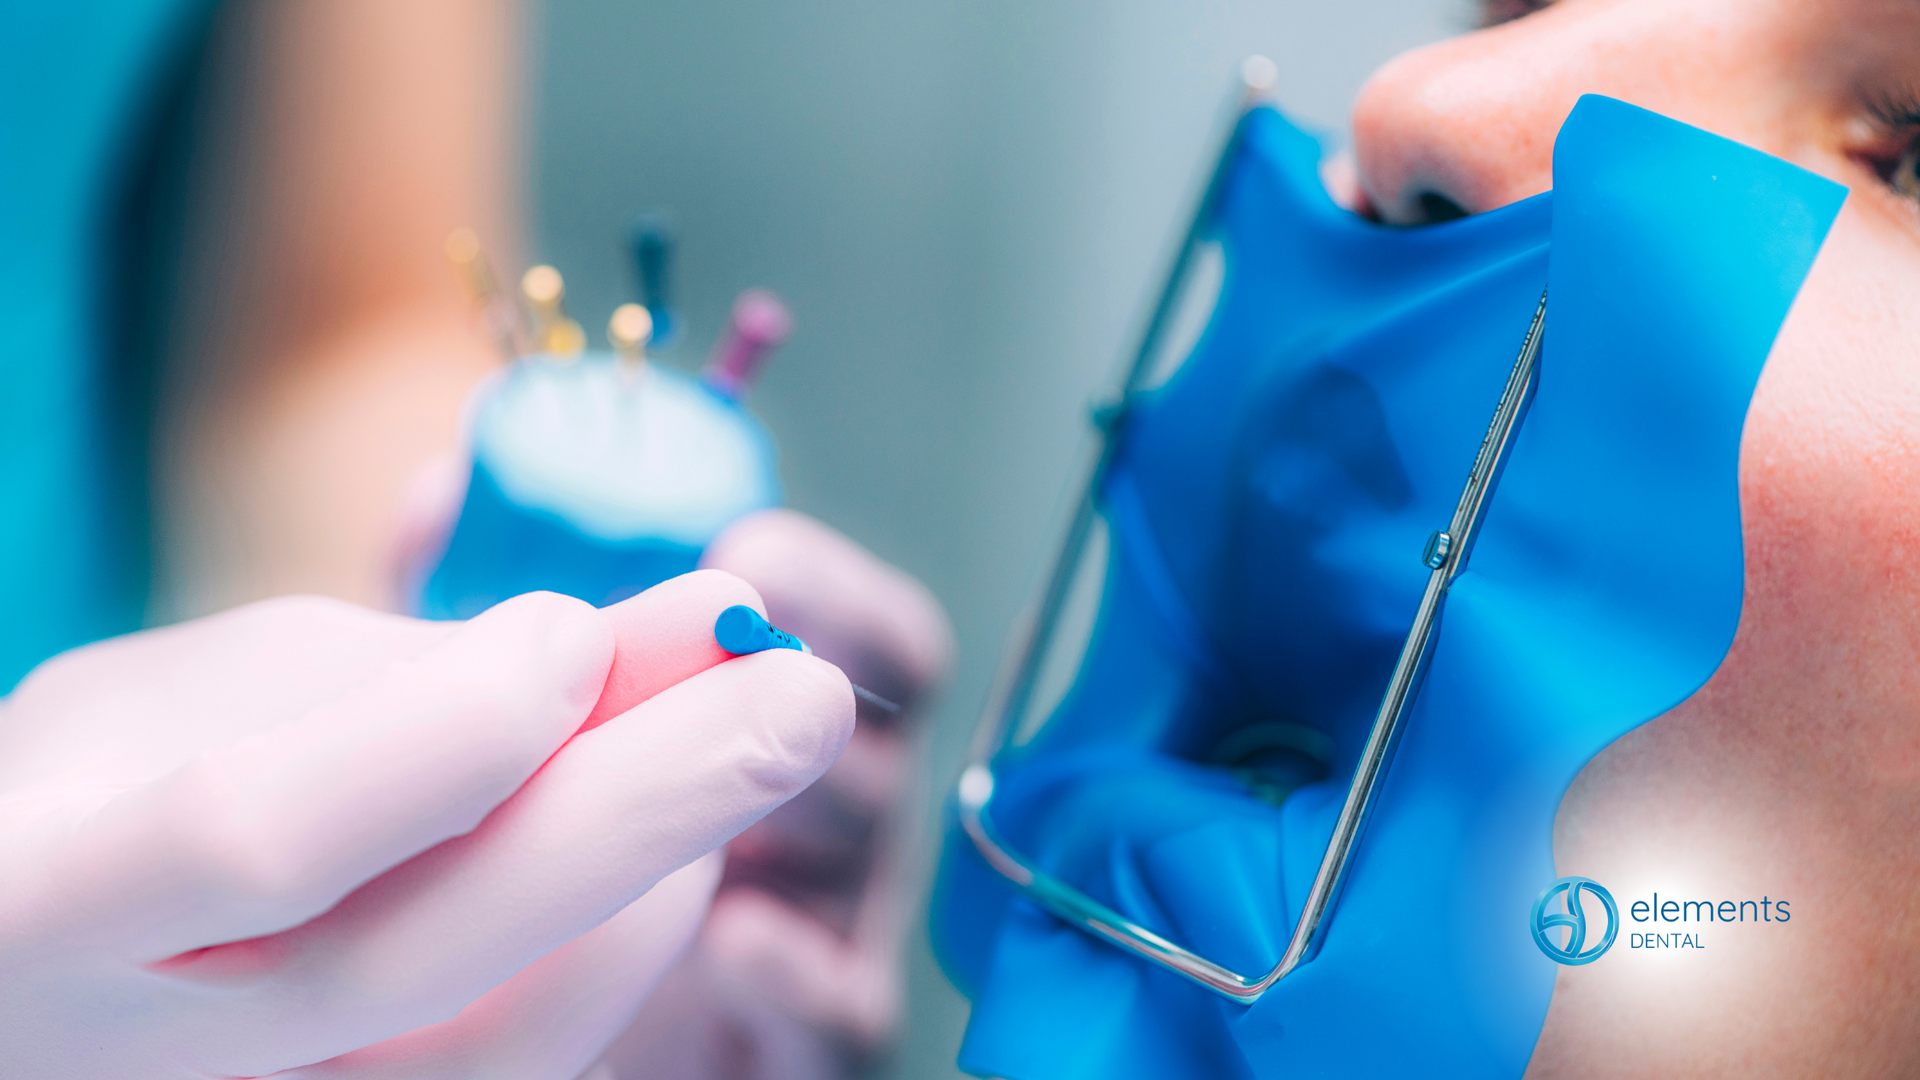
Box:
603, 510, 953, 1080
0, 571, 853, 1079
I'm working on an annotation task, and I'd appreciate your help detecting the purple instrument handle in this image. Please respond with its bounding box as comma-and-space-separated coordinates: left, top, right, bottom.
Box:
703, 289, 793, 400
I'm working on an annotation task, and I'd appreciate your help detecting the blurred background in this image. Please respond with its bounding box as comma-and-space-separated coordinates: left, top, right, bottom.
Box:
526, 0, 1457, 1074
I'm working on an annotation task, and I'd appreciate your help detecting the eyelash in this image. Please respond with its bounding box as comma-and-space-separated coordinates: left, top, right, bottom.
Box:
1864, 92, 1920, 200
1477, 0, 1553, 29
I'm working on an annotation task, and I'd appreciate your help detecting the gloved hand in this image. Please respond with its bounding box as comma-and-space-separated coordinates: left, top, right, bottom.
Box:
0, 570, 853, 1079
599, 509, 953, 1080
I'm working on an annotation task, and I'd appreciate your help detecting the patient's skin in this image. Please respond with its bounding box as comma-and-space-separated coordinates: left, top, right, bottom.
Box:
1346, 0, 1920, 1074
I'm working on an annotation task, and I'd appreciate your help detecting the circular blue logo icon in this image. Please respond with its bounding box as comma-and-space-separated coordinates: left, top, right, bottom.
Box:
1532, 876, 1618, 965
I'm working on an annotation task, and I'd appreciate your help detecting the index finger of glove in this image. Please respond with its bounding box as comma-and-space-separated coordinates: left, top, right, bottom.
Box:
33, 591, 614, 959
0, 597, 456, 792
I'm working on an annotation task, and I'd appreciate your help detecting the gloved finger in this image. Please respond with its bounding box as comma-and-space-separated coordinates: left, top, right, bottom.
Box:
582, 568, 763, 731
167, 648, 853, 1075
267, 854, 723, 1080
703, 886, 898, 1048
385, 451, 471, 609
0, 596, 455, 791
37, 590, 614, 960
701, 509, 951, 715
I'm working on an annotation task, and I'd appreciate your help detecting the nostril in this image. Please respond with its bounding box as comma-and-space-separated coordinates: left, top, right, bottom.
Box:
1417, 191, 1471, 223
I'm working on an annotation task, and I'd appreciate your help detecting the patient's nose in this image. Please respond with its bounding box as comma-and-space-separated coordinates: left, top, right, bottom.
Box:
1347, 0, 1762, 224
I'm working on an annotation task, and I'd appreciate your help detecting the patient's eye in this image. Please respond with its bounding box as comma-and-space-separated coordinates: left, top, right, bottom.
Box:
1863, 92, 1920, 202
1894, 142, 1920, 201
1478, 0, 1554, 28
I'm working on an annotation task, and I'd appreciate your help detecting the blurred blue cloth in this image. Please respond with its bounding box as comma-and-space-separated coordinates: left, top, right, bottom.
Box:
1, 0, 214, 689
932, 96, 1843, 1078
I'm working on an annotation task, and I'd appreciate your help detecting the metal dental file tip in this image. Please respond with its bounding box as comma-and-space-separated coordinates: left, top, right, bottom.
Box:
712, 605, 901, 715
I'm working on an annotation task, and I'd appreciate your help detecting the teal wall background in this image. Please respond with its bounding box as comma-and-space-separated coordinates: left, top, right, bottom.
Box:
528, 2, 1457, 1074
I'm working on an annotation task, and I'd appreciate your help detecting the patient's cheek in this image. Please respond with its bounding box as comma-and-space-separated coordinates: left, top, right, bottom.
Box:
1730, 205, 1920, 745
1534, 200, 1920, 1077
